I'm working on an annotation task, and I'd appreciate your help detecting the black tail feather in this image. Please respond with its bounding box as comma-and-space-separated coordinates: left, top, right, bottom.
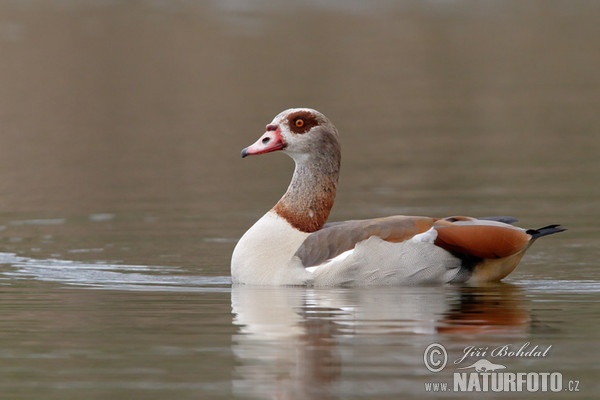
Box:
526, 225, 567, 239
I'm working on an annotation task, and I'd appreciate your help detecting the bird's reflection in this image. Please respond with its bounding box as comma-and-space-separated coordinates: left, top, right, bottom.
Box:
438, 284, 531, 334
231, 284, 529, 400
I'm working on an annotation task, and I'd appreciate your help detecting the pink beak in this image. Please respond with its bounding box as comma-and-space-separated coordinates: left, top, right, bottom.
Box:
241, 125, 286, 158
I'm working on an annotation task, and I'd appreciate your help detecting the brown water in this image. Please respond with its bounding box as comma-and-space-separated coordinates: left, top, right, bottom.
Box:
1, 1, 599, 399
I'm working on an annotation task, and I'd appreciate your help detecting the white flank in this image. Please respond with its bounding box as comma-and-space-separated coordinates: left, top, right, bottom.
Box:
306, 248, 355, 274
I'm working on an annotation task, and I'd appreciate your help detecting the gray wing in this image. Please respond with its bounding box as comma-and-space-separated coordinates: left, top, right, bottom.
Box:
294, 216, 435, 267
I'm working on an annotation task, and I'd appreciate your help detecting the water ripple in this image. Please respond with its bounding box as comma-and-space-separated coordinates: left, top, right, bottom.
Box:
0, 252, 231, 292
518, 279, 600, 294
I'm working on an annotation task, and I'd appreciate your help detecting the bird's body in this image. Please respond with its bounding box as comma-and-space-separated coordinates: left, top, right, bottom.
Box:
231, 108, 564, 286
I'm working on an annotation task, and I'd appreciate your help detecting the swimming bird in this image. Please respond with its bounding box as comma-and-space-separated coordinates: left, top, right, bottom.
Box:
231, 108, 564, 286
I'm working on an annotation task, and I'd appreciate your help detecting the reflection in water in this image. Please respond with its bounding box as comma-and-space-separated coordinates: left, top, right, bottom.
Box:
438, 285, 530, 335
231, 284, 529, 399
0, 1, 598, 397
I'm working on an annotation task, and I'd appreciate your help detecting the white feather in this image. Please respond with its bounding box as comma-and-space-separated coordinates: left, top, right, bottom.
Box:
409, 227, 438, 244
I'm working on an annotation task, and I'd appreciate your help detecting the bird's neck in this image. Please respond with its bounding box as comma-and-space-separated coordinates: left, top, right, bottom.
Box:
273, 139, 341, 233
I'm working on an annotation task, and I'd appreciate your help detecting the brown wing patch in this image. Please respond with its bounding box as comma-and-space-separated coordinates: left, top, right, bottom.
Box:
434, 220, 530, 259
381, 217, 435, 242
295, 216, 435, 267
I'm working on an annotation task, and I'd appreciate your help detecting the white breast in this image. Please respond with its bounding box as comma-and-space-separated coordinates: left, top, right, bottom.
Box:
231, 210, 312, 285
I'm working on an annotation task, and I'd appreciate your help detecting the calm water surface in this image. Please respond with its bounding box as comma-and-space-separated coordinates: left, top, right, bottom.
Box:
1, 1, 599, 399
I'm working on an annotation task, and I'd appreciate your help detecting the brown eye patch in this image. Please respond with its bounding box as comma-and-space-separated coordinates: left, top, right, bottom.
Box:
287, 111, 319, 134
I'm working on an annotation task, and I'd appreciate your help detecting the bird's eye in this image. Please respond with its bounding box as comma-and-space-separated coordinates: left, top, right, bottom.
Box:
294, 118, 305, 128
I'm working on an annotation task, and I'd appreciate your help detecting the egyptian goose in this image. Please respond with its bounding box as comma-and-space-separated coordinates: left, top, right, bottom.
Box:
231, 108, 565, 286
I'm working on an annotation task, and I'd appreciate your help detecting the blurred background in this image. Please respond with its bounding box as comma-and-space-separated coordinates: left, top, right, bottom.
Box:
1, 2, 600, 399
0, 0, 598, 271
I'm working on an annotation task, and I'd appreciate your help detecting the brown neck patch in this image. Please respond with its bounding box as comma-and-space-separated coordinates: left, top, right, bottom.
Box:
274, 187, 335, 233
273, 128, 340, 233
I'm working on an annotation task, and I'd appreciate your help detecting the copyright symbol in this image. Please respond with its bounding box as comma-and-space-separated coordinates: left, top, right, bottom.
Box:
424, 343, 447, 372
